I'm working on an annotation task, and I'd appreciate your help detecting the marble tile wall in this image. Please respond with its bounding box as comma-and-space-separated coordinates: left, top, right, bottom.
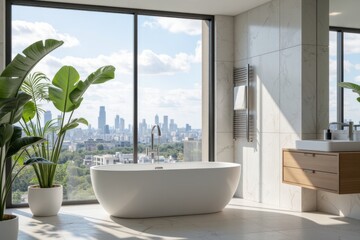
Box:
234, 0, 328, 211
214, 16, 234, 163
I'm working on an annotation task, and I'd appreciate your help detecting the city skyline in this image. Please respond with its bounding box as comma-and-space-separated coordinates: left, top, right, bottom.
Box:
43, 106, 196, 131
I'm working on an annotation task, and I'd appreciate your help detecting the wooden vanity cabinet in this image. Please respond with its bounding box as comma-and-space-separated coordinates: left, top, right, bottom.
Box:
282, 149, 360, 194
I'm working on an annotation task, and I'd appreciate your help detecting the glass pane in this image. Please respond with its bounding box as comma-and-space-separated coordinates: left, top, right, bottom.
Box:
11, 6, 133, 203
329, 31, 337, 123
343, 32, 360, 124
137, 16, 203, 163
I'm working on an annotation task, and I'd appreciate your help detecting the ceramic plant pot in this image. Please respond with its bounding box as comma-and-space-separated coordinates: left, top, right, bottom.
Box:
0, 214, 19, 240
28, 184, 63, 217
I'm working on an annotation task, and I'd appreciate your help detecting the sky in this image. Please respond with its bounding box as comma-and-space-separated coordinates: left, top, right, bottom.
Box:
329, 31, 360, 124
12, 5, 203, 130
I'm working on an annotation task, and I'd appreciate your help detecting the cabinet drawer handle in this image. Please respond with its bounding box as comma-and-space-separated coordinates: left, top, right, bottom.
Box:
303, 153, 316, 157
303, 169, 316, 174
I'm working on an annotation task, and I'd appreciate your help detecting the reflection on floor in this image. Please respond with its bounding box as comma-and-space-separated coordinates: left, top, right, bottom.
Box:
7, 198, 360, 240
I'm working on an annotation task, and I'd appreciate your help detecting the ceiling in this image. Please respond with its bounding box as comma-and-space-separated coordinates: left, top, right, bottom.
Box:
330, 0, 360, 29
39, 0, 271, 16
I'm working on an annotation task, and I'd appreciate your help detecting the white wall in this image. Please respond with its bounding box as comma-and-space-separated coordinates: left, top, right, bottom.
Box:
233, 0, 329, 211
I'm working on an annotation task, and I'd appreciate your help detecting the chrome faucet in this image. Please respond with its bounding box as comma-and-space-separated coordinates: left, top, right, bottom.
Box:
329, 121, 354, 141
151, 124, 161, 150
146, 124, 161, 162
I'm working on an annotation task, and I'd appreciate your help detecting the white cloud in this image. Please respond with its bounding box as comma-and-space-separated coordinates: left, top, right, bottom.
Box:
344, 33, 360, 54
12, 20, 79, 48
143, 17, 201, 35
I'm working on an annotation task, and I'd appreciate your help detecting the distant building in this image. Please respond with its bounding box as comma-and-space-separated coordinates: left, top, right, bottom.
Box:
98, 106, 106, 133
155, 114, 159, 125
104, 124, 110, 134
93, 154, 118, 165
83, 155, 93, 166
163, 115, 168, 133
44, 110, 52, 126
120, 118, 125, 132
183, 138, 201, 161
185, 124, 191, 132
115, 115, 120, 129
170, 119, 177, 132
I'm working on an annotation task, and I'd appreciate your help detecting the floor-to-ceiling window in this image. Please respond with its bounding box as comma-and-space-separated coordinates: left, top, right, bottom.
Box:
329, 27, 360, 125
137, 15, 203, 163
7, 1, 213, 206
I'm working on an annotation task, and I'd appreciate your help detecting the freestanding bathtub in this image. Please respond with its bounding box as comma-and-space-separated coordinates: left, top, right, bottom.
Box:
90, 162, 240, 218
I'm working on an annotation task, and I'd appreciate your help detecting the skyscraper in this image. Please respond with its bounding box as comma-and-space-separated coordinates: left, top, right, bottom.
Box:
163, 115, 168, 133
120, 118, 125, 132
98, 106, 106, 133
44, 110, 52, 126
115, 115, 120, 129
155, 114, 159, 125
170, 119, 176, 132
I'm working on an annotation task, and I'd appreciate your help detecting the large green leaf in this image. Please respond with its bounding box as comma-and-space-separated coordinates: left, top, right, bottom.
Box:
12, 92, 32, 124
60, 118, 88, 134
48, 66, 82, 112
0, 77, 22, 99
24, 157, 53, 166
6, 136, 45, 158
0, 39, 63, 99
0, 124, 13, 147
0, 92, 31, 124
21, 101, 36, 122
338, 82, 360, 95
70, 65, 115, 103
9, 126, 22, 145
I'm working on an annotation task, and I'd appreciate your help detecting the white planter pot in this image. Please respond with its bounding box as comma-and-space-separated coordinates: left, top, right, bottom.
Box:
0, 214, 19, 240
28, 184, 63, 217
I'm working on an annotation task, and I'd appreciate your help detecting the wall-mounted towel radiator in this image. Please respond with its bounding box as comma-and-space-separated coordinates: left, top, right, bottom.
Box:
233, 64, 254, 142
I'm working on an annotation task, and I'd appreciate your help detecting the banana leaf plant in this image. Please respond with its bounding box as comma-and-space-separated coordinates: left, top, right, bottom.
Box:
20, 64, 115, 188
0, 39, 63, 221
338, 82, 360, 102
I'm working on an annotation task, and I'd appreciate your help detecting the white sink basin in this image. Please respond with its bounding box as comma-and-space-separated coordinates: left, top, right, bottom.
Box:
295, 140, 360, 152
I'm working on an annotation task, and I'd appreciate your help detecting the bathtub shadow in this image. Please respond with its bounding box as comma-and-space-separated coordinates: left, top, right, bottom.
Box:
110, 206, 360, 239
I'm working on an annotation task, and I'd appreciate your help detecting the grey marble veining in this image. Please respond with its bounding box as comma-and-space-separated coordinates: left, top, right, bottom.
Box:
301, 45, 317, 134
316, 46, 330, 134
248, 0, 280, 58
215, 15, 234, 62
317, 191, 360, 220
215, 61, 233, 133
301, 0, 317, 45
253, 51, 280, 133
279, 0, 302, 49
234, 12, 248, 61
279, 46, 302, 134
216, 132, 234, 162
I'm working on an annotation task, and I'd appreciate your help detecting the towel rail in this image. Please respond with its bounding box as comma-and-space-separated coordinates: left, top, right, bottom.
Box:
233, 64, 253, 142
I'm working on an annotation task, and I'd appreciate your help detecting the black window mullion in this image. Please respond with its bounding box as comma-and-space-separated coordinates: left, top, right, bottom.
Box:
133, 13, 138, 163
337, 30, 344, 123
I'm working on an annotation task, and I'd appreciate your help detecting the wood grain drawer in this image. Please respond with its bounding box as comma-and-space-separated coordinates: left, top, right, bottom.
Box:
283, 167, 338, 192
283, 151, 338, 173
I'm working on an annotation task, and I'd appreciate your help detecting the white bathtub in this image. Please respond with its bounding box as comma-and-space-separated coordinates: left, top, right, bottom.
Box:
90, 162, 240, 218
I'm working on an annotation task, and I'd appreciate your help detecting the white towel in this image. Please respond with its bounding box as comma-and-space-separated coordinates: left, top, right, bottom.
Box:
234, 85, 247, 110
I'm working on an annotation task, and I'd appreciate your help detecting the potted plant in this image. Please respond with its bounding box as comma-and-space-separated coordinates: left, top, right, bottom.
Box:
0, 39, 61, 240
20, 53, 115, 216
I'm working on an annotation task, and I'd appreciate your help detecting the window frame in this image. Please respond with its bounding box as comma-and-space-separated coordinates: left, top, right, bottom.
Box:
5, 0, 215, 207
330, 26, 360, 123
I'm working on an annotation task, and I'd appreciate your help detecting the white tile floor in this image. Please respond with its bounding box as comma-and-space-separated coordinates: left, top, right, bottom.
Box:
6, 198, 360, 240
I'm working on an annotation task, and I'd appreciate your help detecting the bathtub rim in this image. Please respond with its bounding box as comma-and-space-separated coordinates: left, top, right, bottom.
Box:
90, 161, 240, 172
